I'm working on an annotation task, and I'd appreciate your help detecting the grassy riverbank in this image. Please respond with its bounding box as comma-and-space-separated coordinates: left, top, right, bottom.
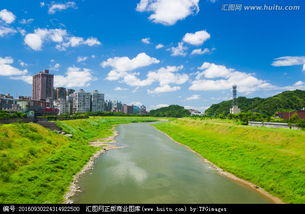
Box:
0, 117, 157, 203
153, 118, 305, 204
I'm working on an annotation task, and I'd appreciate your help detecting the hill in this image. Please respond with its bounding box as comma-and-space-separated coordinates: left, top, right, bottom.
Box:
149, 105, 191, 117
205, 90, 305, 116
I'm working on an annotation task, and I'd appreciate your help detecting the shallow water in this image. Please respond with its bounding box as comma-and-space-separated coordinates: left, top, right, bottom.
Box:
72, 123, 273, 203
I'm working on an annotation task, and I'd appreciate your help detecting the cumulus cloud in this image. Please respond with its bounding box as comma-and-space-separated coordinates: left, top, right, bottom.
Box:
183, 30, 210, 46
54, 67, 95, 88
122, 65, 188, 90
0, 9, 16, 24
10, 75, 32, 84
48, 1, 77, 14
191, 48, 210, 55
129, 101, 143, 106
19, 18, 34, 25
155, 44, 164, 49
189, 62, 273, 93
24, 28, 100, 51
186, 94, 200, 100
125, 65, 188, 93
169, 42, 187, 56
148, 85, 180, 94
77, 56, 88, 63
136, 0, 199, 26
272, 56, 305, 71
0, 26, 16, 37
101, 52, 160, 81
56, 36, 101, 50
146, 65, 188, 86
19, 60, 28, 67
50, 63, 60, 71
0, 57, 28, 76
149, 104, 169, 110
24, 28, 67, 50
141, 37, 150, 44
102, 53, 188, 94
114, 87, 128, 91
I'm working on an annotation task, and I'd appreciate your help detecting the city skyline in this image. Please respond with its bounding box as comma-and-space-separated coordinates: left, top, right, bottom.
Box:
0, 0, 305, 111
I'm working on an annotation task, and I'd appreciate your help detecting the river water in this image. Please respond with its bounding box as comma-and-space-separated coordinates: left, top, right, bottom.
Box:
72, 123, 272, 203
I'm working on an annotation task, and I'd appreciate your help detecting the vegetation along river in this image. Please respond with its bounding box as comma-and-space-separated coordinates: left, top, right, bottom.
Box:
72, 122, 273, 203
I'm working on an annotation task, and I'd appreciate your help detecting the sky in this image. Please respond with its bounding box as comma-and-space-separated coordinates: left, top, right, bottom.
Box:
0, 0, 304, 111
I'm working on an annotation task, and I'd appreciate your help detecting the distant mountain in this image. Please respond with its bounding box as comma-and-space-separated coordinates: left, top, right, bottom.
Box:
205, 90, 305, 116
149, 105, 191, 117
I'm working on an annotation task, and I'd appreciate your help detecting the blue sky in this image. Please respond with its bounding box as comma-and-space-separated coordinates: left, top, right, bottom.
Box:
0, 0, 304, 111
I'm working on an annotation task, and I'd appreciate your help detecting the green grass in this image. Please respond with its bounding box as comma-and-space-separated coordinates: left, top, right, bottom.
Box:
153, 118, 305, 204
0, 117, 157, 203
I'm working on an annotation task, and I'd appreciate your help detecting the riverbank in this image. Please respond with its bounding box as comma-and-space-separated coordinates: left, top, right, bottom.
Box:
64, 127, 120, 204
154, 127, 283, 204
0, 117, 157, 203
153, 118, 305, 204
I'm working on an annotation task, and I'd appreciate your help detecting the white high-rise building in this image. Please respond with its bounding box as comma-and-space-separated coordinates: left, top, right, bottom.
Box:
54, 98, 68, 115
91, 90, 105, 112
72, 89, 91, 113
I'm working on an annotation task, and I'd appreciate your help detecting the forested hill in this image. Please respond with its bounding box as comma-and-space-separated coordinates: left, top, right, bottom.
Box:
205, 90, 305, 116
149, 105, 191, 117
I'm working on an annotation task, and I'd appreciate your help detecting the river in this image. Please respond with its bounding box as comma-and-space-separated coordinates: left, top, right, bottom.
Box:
72, 122, 273, 203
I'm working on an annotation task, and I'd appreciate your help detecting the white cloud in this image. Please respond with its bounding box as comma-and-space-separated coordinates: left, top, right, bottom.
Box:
102, 54, 187, 94
123, 73, 154, 87
136, 0, 199, 26
24, 28, 67, 50
83, 37, 101, 46
197, 62, 232, 79
122, 65, 188, 89
272, 56, 305, 71
149, 104, 169, 110
114, 87, 128, 91
77, 56, 88, 63
191, 48, 210, 55
0, 9, 16, 24
183, 30, 210, 46
141, 37, 150, 44
48, 1, 77, 14
0, 57, 28, 76
19, 18, 34, 25
186, 94, 200, 100
54, 67, 95, 88
148, 85, 180, 94
155, 44, 164, 49
19, 60, 28, 67
40, 2, 45, 7
146, 65, 188, 86
101, 52, 160, 80
190, 62, 273, 93
50, 63, 60, 71
169, 42, 187, 56
0, 26, 16, 37
184, 105, 208, 112
57, 36, 101, 50
10, 75, 32, 84
129, 101, 143, 106
18, 28, 26, 36
279, 81, 305, 91
24, 28, 100, 51
24, 33, 43, 50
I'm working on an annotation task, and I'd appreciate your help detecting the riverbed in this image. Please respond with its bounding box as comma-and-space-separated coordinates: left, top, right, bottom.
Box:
72, 123, 273, 203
